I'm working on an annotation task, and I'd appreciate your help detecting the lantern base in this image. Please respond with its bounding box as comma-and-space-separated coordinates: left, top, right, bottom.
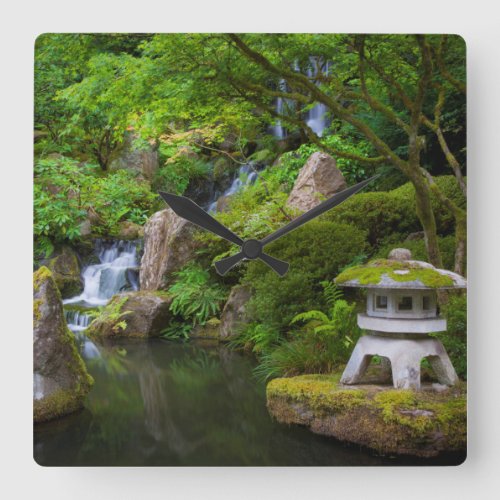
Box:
340, 334, 458, 390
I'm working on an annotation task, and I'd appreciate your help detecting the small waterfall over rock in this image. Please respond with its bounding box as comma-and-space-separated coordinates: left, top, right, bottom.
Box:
207, 163, 258, 213
64, 240, 139, 307
63, 240, 140, 348
305, 59, 330, 137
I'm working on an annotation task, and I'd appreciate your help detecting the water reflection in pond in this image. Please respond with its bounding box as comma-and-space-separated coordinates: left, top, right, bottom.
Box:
34, 340, 458, 466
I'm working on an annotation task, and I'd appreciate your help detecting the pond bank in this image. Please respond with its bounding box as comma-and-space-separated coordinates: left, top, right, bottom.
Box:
266, 372, 466, 460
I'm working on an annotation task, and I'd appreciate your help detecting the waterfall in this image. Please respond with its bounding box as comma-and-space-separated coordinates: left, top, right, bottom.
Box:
64, 240, 139, 307
207, 163, 258, 213
270, 58, 330, 139
63, 240, 140, 344
305, 58, 330, 137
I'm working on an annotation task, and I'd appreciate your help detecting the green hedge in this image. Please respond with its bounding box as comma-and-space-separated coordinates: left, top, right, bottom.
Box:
242, 220, 367, 333
324, 175, 466, 248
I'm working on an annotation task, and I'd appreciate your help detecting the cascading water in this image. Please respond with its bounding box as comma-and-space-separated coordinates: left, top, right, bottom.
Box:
63, 240, 141, 356
269, 58, 331, 139
64, 240, 139, 307
207, 163, 258, 213
305, 59, 330, 137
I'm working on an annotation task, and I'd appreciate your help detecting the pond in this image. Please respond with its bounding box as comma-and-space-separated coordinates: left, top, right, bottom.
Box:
34, 338, 461, 466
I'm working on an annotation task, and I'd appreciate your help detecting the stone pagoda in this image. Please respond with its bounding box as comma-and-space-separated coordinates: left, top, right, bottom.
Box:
335, 248, 467, 390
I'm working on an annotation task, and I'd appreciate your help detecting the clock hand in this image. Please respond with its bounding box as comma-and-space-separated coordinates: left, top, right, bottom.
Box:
159, 192, 244, 246
260, 175, 379, 247
159, 192, 289, 276
214, 175, 378, 274
215, 250, 289, 276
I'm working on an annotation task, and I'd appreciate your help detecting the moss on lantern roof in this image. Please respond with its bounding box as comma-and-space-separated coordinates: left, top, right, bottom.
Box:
335, 258, 459, 289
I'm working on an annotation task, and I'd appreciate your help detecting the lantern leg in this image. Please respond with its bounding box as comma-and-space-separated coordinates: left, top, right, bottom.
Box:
340, 338, 373, 384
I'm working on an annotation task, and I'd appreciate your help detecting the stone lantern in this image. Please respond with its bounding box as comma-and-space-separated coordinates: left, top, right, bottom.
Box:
334, 248, 466, 390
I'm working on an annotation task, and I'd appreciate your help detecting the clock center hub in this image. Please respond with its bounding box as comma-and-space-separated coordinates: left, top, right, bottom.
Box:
242, 239, 263, 260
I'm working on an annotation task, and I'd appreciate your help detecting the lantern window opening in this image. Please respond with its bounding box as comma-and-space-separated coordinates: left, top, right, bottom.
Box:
422, 295, 432, 311
397, 296, 413, 311
375, 294, 388, 310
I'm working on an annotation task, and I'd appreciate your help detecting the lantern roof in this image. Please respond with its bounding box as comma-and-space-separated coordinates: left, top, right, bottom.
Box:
335, 248, 467, 290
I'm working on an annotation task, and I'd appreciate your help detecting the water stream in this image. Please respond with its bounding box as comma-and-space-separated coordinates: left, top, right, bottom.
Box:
207, 163, 258, 213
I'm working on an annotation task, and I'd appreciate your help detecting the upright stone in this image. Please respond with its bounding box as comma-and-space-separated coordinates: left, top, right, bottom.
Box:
140, 208, 199, 291
46, 246, 83, 298
33, 267, 93, 423
219, 285, 252, 339
287, 152, 347, 212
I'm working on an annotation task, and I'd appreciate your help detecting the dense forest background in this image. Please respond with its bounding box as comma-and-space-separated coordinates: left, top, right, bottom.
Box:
34, 34, 467, 378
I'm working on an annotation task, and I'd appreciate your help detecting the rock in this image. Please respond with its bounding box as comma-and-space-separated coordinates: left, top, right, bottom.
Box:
86, 291, 173, 338
46, 246, 83, 298
140, 208, 200, 291
33, 267, 93, 423
388, 248, 413, 261
267, 374, 466, 458
109, 132, 159, 180
405, 231, 425, 241
79, 218, 92, 238
286, 152, 347, 211
191, 319, 221, 340
215, 195, 230, 212
117, 221, 144, 240
219, 285, 252, 339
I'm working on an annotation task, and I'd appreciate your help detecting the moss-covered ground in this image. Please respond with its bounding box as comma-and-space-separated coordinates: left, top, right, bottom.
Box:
266, 372, 466, 457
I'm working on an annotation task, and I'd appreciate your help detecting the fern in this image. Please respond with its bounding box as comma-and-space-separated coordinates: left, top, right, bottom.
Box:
168, 263, 227, 326
320, 280, 343, 308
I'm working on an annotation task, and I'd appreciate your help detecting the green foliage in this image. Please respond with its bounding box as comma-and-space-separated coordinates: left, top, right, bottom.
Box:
242, 220, 367, 333
432, 293, 467, 379
168, 264, 227, 326
88, 296, 131, 334
154, 154, 212, 195
325, 176, 466, 248
34, 156, 156, 258
254, 283, 361, 380
161, 321, 192, 341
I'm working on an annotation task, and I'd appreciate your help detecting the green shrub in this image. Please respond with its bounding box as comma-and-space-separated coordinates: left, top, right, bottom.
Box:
168, 263, 228, 326
153, 155, 212, 195
242, 220, 367, 333
325, 175, 466, 248
433, 293, 467, 379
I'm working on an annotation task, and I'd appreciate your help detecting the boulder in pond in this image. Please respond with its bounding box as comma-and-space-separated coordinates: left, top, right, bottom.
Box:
140, 208, 200, 291
86, 291, 173, 338
46, 246, 83, 298
33, 267, 93, 423
219, 285, 252, 340
286, 152, 347, 212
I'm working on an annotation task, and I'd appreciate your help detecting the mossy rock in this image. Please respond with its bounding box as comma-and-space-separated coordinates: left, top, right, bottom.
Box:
33, 267, 93, 423
86, 291, 173, 339
267, 374, 466, 458
46, 246, 83, 298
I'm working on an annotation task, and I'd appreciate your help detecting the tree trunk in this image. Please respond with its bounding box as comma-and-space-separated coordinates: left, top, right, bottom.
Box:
410, 174, 443, 269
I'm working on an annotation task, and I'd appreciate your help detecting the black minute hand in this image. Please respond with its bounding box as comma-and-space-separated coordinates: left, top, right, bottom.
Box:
159, 192, 289, 276
260, 175, 379, 247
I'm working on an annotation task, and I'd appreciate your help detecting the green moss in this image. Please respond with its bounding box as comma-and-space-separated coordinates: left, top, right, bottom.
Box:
267, 374, 366, 413
33, 299, 42, 322
335, 259, 454, 288
33, 266, 53, 291
266, 374, 467, 457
